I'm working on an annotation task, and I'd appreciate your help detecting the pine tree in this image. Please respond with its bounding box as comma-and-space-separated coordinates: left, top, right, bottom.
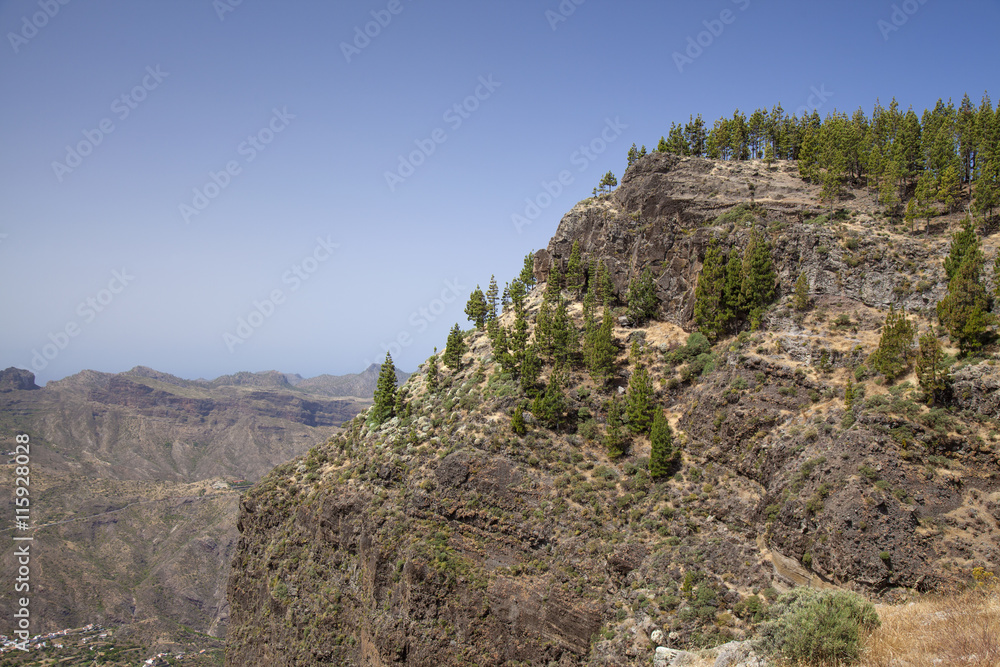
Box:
550, 297, 580, 367
519, 253, 537, 290
879, 156, 904, 215
509, 298, 531, 377
544, 262, 563, 302
464, 286, 488, 330
904, 197, 919, 234
588, 307, 617, 384
531, 367, 567, 431
519, 343, 542, 395
604, 396, 626, 459
798, 128, 820, 182
491, 326, 515, 376
535, 299, 554, 359
511, 402, 527, 435
425, 350, 439, 393
764, 144, 775, 166
741, 230, 777, 330
485, 275, 499, 324
793, 271, 810, 311
944, 216, 980, 282
724, 248, 744, 329
915, 333, 948, 405
937, 248, 993, 354
914, 171, 938, 232
625, 364, 655, 434
598, 171, 618, 195
443, 323, 465, 371
649, 409, 677, 479
626, 268, 658, 324
394, 385, 410, 420
370, 352, 397, 426
596, 260, 615, 305
565, 241, 585, 295
581, 287, 597, 368
937, 163, 961, 212
685, 114, 707, 156
629, 339, 642, 368
693, 239, 729, 341
868, 307, 916, 380
509, 279, 527, 312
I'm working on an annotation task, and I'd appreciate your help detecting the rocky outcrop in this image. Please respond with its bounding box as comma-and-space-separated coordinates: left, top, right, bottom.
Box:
951, 362, 1000, 418
0, 366, 39, 391
535, 153, 949, 328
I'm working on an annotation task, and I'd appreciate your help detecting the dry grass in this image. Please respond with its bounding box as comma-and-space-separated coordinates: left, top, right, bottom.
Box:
861, 584, 1000, 667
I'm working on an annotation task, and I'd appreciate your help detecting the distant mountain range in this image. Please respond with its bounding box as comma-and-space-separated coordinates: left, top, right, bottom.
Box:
0, 363, 403, 653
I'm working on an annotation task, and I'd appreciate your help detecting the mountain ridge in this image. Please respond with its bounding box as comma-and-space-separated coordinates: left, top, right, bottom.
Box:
227, 152, 1000, 665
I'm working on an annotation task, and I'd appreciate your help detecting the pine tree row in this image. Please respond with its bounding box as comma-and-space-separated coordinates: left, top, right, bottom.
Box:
644, 93, 1000, 223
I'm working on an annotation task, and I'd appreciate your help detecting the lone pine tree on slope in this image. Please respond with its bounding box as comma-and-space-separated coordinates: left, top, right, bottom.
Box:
370, 352, 398, 426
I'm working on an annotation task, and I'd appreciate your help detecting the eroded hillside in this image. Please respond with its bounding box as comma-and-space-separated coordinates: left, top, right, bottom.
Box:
227, 155, 1000, 666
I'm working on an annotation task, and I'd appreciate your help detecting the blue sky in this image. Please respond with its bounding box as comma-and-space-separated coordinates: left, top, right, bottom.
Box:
1, 0, 997, 384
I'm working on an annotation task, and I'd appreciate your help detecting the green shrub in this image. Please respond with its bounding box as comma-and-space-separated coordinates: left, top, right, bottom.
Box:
578, 418, 599, 441
756, 588, 880, 664
733, 595, 766, 623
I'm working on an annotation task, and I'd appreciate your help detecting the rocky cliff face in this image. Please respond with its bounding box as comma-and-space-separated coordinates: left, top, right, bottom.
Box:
228, 155, 1000, 665
535, 154, 950, 326
0, 366, 39, 391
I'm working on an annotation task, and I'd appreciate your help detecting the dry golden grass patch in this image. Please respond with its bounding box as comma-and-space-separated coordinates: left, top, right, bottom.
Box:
861, 578, 1000, 666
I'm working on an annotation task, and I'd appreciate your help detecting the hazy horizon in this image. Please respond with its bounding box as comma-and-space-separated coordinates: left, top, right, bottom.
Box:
2, 0, 996, 384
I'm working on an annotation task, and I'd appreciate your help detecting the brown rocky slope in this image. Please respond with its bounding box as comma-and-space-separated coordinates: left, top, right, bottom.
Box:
227, 154, 1000, 665
0, 365, 383, 652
